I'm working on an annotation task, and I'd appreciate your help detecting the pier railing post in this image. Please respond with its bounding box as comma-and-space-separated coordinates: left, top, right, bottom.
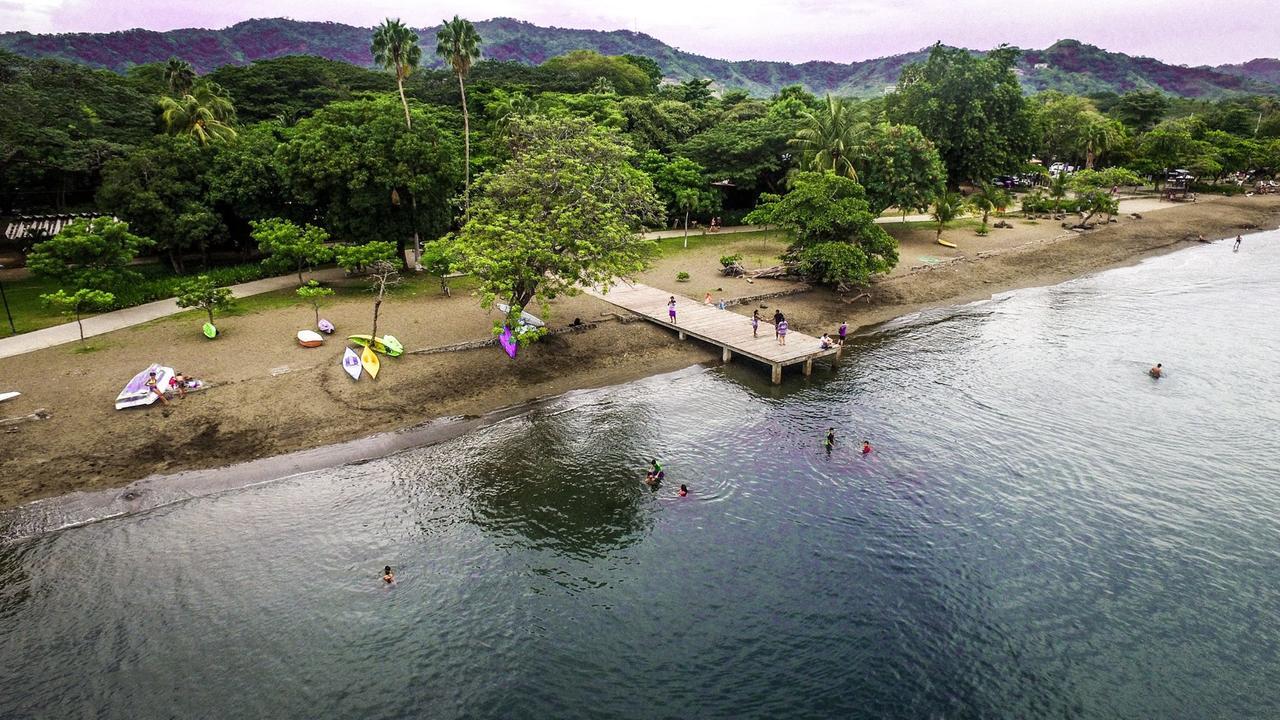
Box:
722, 347, 732, 363
771, 363, 782, 384
803, 358, 813, 376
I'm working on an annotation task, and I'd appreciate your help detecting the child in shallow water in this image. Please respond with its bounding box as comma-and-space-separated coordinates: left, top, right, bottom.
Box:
382, 566, 395, 584
678, 484, 688, 497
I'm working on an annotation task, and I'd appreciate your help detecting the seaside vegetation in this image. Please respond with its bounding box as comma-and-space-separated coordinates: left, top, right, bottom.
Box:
3, 32, 1280, 335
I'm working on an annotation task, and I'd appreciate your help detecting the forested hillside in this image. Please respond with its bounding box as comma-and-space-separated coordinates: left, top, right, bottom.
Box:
2, 17, 1277, 98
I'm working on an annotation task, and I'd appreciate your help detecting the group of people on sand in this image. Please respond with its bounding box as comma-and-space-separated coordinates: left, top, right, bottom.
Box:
143, 369, 195, 407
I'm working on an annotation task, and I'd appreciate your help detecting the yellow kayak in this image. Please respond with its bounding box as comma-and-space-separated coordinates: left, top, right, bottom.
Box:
360, 345, 380, 379
936, 238, 957, 249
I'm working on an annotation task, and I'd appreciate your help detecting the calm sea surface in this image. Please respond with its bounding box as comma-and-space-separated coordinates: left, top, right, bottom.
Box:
2, 232, 1279, 719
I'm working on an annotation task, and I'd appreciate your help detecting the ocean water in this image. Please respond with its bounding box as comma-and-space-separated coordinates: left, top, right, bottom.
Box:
2, 232, 1278, 719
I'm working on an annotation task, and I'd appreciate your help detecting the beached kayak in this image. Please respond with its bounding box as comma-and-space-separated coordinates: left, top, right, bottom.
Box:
341, 347, 362, 380
348, 334, 403, 357
360, 345, 380, 378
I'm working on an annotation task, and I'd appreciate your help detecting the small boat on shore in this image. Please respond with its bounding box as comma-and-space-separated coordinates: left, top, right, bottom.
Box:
348, 334, 403, 356
341, 347, 362, 380
0, 391, 20, 403
496, 303, 545, 328
360, 346, 380, 379
297, 330, 324, 348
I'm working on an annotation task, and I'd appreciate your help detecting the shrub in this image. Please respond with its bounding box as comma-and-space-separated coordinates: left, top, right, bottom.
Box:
676, 271, 690, 282
719, 254, 742, 268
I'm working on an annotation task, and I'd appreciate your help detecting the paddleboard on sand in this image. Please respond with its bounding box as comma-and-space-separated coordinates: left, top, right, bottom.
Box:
361, 346, 380, 379
0, 391, 19, 403
341, 347, 362, 380
347, 334, 404, 357
936, 239, 957, 249
203, 322, 218, 339
318, 319, 335, 334
495, 303, 546, 328
297, 330, 324, 348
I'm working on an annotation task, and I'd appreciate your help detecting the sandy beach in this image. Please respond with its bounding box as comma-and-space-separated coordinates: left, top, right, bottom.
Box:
1, 195, 1277, 509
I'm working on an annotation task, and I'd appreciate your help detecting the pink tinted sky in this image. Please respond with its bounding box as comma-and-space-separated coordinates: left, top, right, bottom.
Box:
3, 0, 1277, 65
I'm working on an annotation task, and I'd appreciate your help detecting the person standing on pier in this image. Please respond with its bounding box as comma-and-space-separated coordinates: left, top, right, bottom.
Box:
752, 310, 761, 338
777, 317, 789, 345
668, 296, 677, 324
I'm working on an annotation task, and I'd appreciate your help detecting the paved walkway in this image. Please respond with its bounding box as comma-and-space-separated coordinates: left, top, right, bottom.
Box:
584, 281, 838, 383
0, 268, 345, 360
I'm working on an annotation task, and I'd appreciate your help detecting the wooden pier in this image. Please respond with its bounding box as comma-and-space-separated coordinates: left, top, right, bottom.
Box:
584, 282, 840, 384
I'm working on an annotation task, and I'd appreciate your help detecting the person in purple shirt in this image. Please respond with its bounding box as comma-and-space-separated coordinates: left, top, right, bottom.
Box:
776, 318, 789, 346
838, 321, 848, 345
668, 296, 677, 324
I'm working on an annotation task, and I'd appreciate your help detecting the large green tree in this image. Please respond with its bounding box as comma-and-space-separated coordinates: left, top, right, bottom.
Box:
26, 217, 152, 290
744, 171, 897, 287
887, 45, 1034, 187
453, 116, 663, 318
855, 123, 947, 216
98, 136, 224, 272
436, 15, 483, 207
678, 115, 798, 195
251, 218, 333, 284
278, 96, 463, 268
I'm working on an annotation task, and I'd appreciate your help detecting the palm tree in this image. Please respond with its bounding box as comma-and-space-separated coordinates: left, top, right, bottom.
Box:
790, 94, 868, 181
436, 16, 482, 207
931, 191, 966, 246
158, 81, 237, 145
371, 18, 422, 129
1081, 115, 1122, 170
164, 57, 195, 96
970, 183, 1011, 226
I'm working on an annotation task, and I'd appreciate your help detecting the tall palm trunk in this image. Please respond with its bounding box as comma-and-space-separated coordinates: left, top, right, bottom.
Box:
396, 68, 421, 268
683, 209, 690, 248
396, 73, 412, 129
458, 72, 470, 211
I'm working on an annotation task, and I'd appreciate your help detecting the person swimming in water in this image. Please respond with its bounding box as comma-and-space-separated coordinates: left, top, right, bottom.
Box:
678, 484, 688, 497
650, 459, 662, 475
382, 566, 395, 584
825, 428, 835, 449
861, 440, 872, 455
1149, 363, 1163, 378
645, 471, 658, 487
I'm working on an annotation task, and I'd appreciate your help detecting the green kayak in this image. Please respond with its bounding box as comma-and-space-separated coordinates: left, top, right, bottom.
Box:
347, 334, 403, 357
202, 322, 218, 339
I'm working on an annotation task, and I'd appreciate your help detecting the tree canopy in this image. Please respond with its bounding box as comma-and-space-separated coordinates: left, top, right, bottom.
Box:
745, 171, 897, 287
26, 217, 152, 290
888, 45, 1034, 186
453, 115, 663, 317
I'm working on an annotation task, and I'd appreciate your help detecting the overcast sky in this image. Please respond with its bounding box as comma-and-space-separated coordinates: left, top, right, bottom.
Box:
3, 0, 1276, 66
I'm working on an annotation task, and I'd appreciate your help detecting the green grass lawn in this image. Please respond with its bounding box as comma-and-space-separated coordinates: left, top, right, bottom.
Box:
0, 266, 478, 336
0, 275, 73, 335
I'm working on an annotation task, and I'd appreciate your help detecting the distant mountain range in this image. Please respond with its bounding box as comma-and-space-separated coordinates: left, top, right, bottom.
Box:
3, 17, 1277, 99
